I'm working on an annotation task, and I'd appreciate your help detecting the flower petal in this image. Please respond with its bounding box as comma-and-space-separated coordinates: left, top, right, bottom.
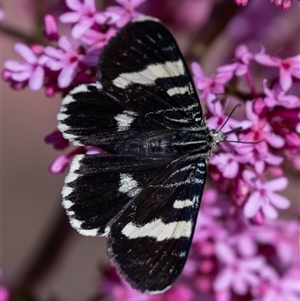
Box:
264, 177, 288, 191
215, 242, 235, 264
242, 170, 257, 186
66, 0, 82, 11
232, 276, 247, 295
254, 54, 279, 67
84, 0, 96, 11
71, 18, 94, 39
4, 60, 28, 71
29, 66, 44, 90
214, 268, 234, 291
262, 203, 278, 219
265, 132, 285, 148
58, 61, 79, 88
11, 70, 31, 81
268, 192, 290, 209
59, 12, 81, 23
14, 43, 37, 64
243, 191, 261, 218
279, 70, 292, 91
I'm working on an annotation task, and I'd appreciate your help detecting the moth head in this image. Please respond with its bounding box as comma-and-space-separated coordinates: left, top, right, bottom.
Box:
210, 129, 225, 145
209, 130, 225, 152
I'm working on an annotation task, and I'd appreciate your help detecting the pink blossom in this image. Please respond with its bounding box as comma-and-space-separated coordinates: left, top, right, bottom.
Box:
255, 50, 300, 91
242, 170, 290, 219
59, 0, 113, 38
44, 14, 59, 41
217, 45, 253, 78
191, 62, 232, 99
214, 242, 265, 295
257, 272, 300, 301
106, 0, 146, 28
43, 36, 92, 88
255, 220, 300, 266
263, 80, 300, 109
0, 286, 10, 301
236, 141, 283, 173
234, 0, 296, 10
3, 43, 45, 90
244, 101, 285, 148
81, 28, 117, 53
234, 0, 248, 6
44, 130, 69, 150
271, 0, 293, 10
206, 97, 251, 133
210, 153, 241, 179
49, 147, 86, 173
286, 132, 300, 149
297, 114, 300, 133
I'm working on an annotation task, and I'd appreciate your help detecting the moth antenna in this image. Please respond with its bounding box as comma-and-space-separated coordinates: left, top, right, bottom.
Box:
218, 104, 242, 132
223, 127, 265, 144
223, 127, 243, 136
226, 138, 265, 145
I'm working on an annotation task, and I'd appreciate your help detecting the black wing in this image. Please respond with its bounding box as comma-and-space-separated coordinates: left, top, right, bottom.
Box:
107, 160, 207, 293
62, 154, 171, 236
57, 18, 205, 151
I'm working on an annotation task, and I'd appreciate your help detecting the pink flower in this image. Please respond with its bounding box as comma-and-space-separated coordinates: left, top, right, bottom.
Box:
0, 286, 10, 301
236, 141, 283, 173
191, 62, 231, 99
43, 36, 92, 88
271, 0, 293, 10
214, 242, 265, 295
263, 80, 300, 109
234, 0, 248, 6
43, 14, 59, 41
255, 50, 300, 91
59, 0, 112, 38
49, 147, 86, 173
217, 45, 253, 78
210, 153, 241, 179
257, 272, 300, 301
234, 0, 296, 10
106, 0, 146, 28
81, 27, 116, 53
244, 101, 285, 148
255, 220, 300, 266
3, 43, 45, 90
206, 97, 251, 132
44, 130, 69, 150
242, 170, 290, 219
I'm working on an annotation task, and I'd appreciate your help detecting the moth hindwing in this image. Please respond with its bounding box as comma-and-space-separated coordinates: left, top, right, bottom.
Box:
57, 16, 224, 294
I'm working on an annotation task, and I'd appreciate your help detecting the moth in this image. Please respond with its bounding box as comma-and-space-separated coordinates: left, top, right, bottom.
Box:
57, 16, 225, 294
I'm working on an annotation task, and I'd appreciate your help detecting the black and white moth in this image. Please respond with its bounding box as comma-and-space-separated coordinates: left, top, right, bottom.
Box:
57, 16, 224, 294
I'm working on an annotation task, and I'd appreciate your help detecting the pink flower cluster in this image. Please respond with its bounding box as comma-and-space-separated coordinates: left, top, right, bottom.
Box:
3, 0, 145, 94
192, 45, 299, 222
3, 0, 146, 173
235, 0, 300, 10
